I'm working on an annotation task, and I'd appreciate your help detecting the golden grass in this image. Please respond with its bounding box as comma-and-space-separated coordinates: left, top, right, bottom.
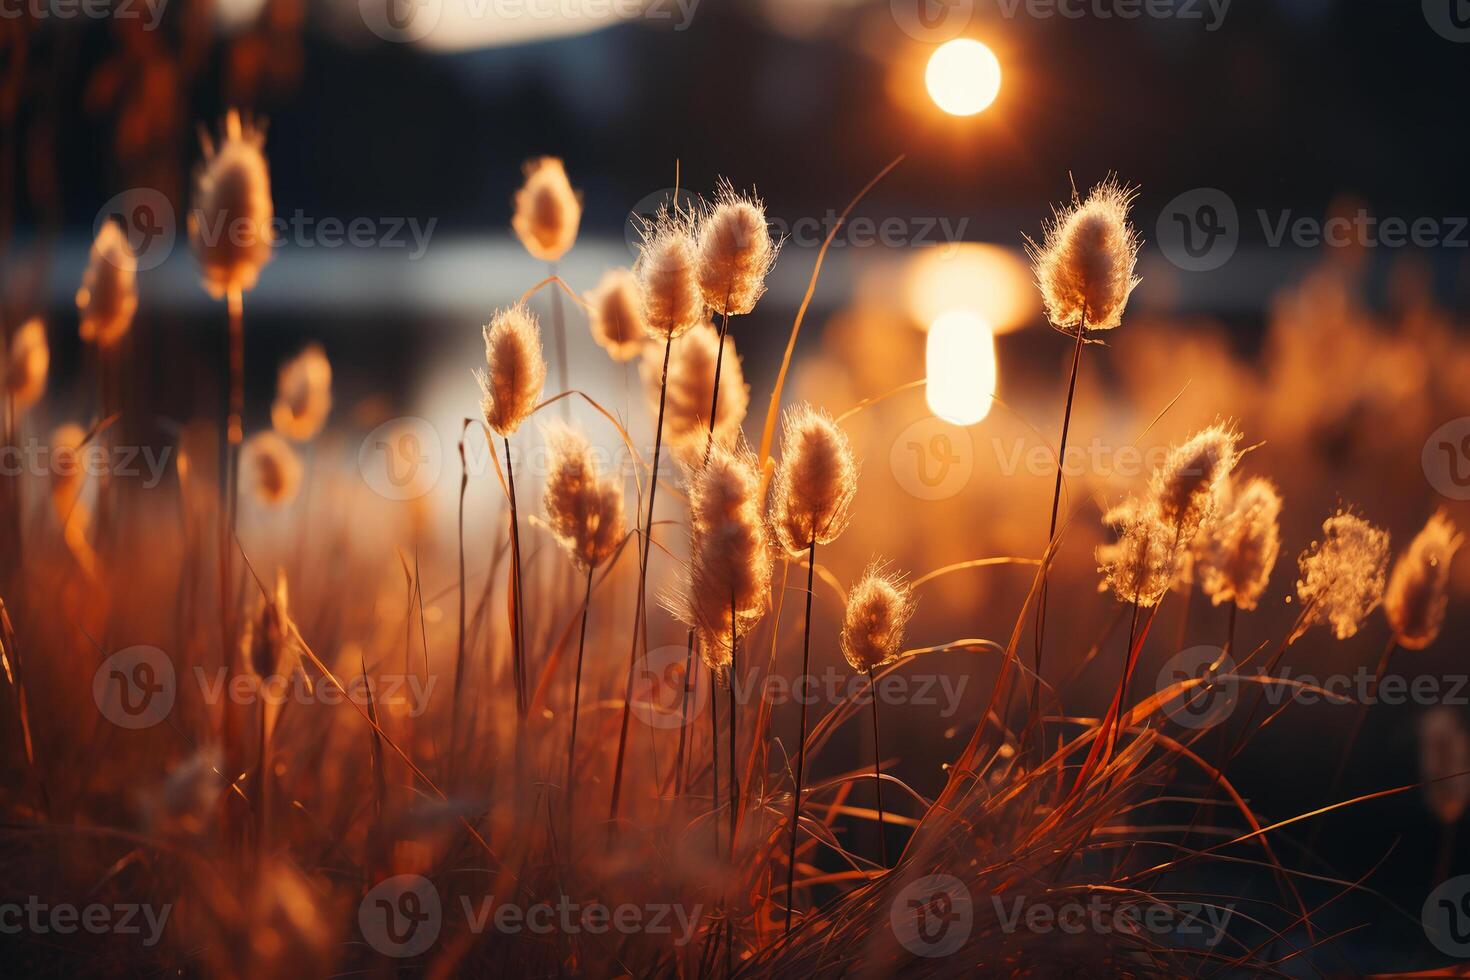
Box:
0, 154, 1463, 980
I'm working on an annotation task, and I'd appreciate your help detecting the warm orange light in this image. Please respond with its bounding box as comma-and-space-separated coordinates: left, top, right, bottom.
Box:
926, 311, 997, 426
905, 243, 1036, 335
925, 39, 1002, 117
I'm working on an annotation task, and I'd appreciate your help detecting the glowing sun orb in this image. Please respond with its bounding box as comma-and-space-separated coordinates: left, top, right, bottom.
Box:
926, 310, 997, 426
925, 39, 1002, 117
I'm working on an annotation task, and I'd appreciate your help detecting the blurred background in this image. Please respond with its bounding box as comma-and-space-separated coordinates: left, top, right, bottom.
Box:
6, 0, 1470, 971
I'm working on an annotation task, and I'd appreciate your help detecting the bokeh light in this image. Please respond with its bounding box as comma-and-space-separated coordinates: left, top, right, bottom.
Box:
904, 243, 1036, 334
925, 310, 997, 426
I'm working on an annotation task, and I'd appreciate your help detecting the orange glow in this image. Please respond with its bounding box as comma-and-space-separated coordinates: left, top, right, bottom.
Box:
904, 243, 1036, 335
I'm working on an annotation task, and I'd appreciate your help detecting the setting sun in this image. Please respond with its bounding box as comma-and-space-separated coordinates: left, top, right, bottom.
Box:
925, 39, 1002, 117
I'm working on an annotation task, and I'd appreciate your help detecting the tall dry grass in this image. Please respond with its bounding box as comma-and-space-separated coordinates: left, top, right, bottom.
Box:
1, 141, 1466, 980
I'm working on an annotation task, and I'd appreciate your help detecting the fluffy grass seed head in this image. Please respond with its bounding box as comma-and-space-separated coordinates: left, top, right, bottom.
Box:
271, 344, 332, 442
511, 157, 581, 263
76, 220, 138, 346
542, 423, 626, 571
696, 180, 777, 317
1294, 509, 1390, 641
242, 431, 302, 507
671, 444, 772, 666
841, 564, 915, 673
636, 205, 704, 340
189, 110, 274, 298
585, 268, 647, 362
1385, 510, 1462, 650
645, 319, 749, 460
478, 304, 547, 437
4, 318, 49, 410
1197, 477, 1283, 611
243, 570, 294, 679
1149, 422, 1240, 539
1097, 496, 1181, 607
771, 404, 858, 555
1027, 176, 1141, 334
